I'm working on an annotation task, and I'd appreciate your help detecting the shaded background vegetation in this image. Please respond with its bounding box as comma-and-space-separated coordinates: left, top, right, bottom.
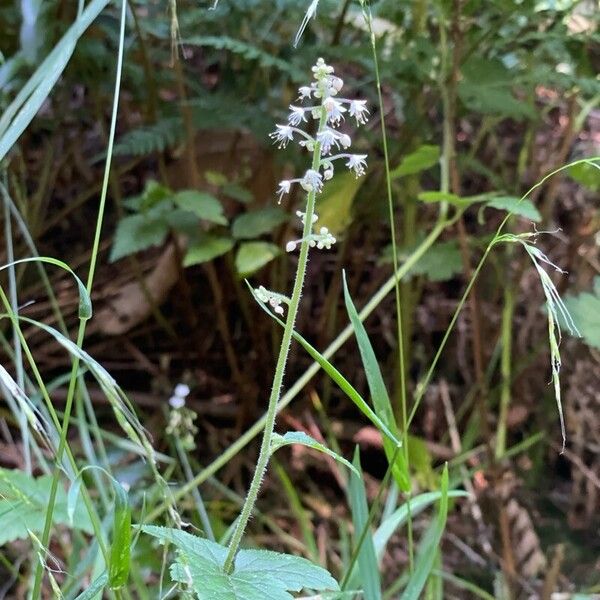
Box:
0, 0, 599, 597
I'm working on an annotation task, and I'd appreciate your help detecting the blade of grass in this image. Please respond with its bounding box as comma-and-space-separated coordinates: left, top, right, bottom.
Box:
400, 464, 449, 600
359, 0, 414, 567
347, 447, 382, 600
32, 0, 128, 594
0, 0, 112, 158
343, 272, 409, 492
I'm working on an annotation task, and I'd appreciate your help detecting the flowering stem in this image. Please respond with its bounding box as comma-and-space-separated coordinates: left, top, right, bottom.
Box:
224, 104, 328, 574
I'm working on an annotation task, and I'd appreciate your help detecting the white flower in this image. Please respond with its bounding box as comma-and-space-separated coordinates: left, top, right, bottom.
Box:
301, 169, 324, 193
288, 105, 307, 126
174, 383, 190, 398
286, 241, 297, 252
317, 129, 340, 155
298, 86, 312, 100
314, 226, 336, 250
324, 98, 346, 125
255, 286, 270, 303
346, 154, 368, 177
349, 100, 369, 125
277, 180, 292, 203
328, 76, 344, 94
169, 395, 186, 409
339, 133, 352, 149
269, 125, 294, 148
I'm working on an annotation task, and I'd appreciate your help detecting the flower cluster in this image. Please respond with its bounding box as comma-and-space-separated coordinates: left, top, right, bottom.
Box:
167, 383, 197, 450
285, 211, 336, 252
256, 58, 368, 317
270, 57, 369, 217
255, 285, 290, 316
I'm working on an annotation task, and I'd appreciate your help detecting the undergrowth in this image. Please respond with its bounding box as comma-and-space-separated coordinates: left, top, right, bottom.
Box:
0, 0, 599, 598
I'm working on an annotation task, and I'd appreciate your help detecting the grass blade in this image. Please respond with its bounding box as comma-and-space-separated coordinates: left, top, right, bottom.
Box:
400, 464, 449, 599
348, 447, 382, 600
343, 272, 409, 491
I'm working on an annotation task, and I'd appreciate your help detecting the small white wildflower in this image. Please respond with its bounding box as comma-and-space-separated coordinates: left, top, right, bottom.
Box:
255, 286, 269, 303
174, 383, 190, 398
269, 125, 294, 148
324, 98, 346, 125
329, 76, 344, 94
277, 180, 292, 203
298, 86, 312, 100
339, 133, 352, 149
346, 154, 368, 177
317, 129, 339, 155
324, 168, 334, 180
315, 227, 336, 250
274, 304, 284, 315
169, 395, 186, 409
349, 100, 369, 125
288, 105, 307, 126
301, 169, 324, 193
286, 241, 297, 252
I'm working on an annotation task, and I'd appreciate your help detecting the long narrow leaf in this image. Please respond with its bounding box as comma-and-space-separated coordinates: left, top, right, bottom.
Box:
400, 464, 450, 599
342, 273, 409, 491
0, 0, 111, 160
348, 448, 382, 600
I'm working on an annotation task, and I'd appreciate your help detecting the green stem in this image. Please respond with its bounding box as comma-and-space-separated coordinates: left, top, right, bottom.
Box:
31, 1, 126, 595
223, 103, 328, 573
360, 0, 413, 570
496, 283, 514, 459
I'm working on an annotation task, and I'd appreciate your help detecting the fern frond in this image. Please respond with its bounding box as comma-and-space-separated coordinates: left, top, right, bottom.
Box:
183, 35, 303, 81
112, 117, 184, 157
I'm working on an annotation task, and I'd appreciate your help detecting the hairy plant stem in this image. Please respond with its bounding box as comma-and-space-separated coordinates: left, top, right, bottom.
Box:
145, 216, 452, 524
224, 104, 328, 573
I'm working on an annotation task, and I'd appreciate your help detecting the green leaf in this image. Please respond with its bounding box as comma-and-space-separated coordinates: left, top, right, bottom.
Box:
271, 431, 359, 476
0, 468, 92, 546
123, 181, 172, 212
0, 256, 91, 319
109, 214, 169, 262
108, 482, 131, 589
567, 161, 600, 192
316, 172, 364, 235
408, 240, 463, 282
342, 273, 409, 492
348, 448, 382, 600
73, 572, 108, 600
173, 190, 227, 225
485, 196, 542, 222
400, 465, 450, 599
562, 277, 600, 349
232, 207, 288, 239
390, 145, 440, 179
222, 183, 254, 203
141, 526, 339, 600
0, 0, 111, 162
184, 235, 234, 266
235, 241, 280, 277
458, 58, 534, 120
